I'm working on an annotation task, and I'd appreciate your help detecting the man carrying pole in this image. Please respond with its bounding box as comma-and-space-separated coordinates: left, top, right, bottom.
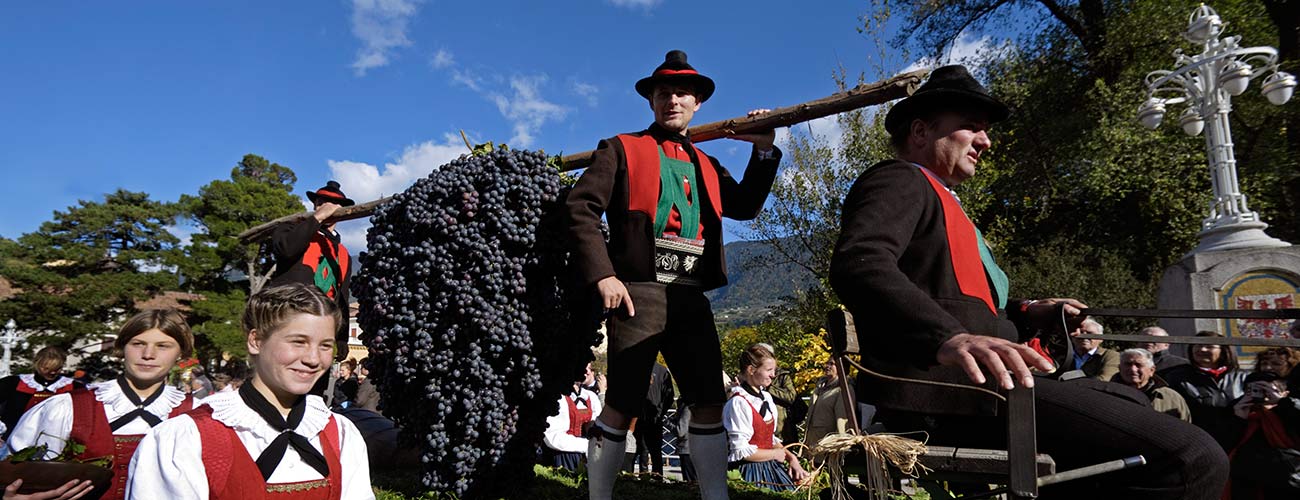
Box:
566, 50, 781, 500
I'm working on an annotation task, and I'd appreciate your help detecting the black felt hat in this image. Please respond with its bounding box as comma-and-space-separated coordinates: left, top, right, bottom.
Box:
635, 50, 716, 103
884, 65, 1010, 138
306, 180, 355, 207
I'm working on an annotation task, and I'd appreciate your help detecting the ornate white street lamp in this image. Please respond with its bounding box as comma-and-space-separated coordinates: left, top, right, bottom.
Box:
1, 319, 29, 378
1138, 4, 1296, 254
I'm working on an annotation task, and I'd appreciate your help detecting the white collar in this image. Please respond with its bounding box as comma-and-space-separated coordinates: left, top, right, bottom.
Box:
90, 380, 187, 419
202, 390, 331, 439
19, 374, 73, 392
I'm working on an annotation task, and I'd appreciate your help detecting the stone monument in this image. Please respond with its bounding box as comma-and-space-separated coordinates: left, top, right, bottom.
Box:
1138, 5, 1297, 361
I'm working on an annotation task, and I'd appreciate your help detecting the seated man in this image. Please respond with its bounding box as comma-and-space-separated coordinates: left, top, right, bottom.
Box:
829, 65, 1228, 499
1113, 348, 1191, 422
1225, 372, 1300, 498
542, 364, 603, 472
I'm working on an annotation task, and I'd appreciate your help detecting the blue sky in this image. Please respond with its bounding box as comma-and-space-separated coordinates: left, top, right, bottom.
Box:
0, 0, 998, 251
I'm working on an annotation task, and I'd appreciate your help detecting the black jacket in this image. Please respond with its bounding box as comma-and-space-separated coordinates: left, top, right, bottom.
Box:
566, 123, 780, 291
830, 160, 1032, 416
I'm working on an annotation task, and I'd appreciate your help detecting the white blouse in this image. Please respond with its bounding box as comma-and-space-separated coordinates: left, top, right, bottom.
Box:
722, 385, 780, 463
126, 390, 374, 500
542, 387, 603, 453
1, 381, 187, 458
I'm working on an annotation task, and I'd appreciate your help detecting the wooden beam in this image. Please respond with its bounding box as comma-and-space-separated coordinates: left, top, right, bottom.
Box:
238, 69, 928, 244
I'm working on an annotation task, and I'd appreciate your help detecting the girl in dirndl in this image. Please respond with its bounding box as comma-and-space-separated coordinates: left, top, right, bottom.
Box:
722, 344, 809, 491
127, 284, 372, 500
2, 309, 198, 500
542, 363, 602, 471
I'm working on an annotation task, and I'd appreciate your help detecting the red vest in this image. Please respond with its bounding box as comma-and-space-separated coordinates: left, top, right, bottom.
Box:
68, 388, 193, 500
301, 233, 350, 299
16, 377, 76, 411
563, 394, 593, 438
731, 393, 776, 450
616, 134, 723, 237
917, 168, 995, 315
190, 405, 343, 500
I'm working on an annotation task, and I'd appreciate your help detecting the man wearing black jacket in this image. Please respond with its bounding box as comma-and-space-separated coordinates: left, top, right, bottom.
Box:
829, 65, 1227, 499
567, 50, 780, 500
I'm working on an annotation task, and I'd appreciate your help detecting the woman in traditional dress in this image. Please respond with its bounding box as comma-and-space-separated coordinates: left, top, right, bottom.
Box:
0, 346, 81, 439
722, 344, 808, 491
541, 363, 602, 471
2, 309, 197, 500
127, 284, 372, 499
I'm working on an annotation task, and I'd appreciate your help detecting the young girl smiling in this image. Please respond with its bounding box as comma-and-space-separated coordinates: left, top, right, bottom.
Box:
3, 309, 197, 500
128, 284, 372, 499
722, 344, 808, 491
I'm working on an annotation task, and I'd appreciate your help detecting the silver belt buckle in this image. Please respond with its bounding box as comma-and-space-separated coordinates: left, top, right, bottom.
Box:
654, 236, 705, 286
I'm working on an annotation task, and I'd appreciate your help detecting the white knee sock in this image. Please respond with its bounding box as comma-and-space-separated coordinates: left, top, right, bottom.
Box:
688, 423, 730, 500
587, 421, 628, 500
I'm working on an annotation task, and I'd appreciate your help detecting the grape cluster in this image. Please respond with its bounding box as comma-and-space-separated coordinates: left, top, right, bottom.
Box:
352, 148, 601, 497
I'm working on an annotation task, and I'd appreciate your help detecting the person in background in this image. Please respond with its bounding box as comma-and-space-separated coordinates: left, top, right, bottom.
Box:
1224, 372, 1300, 498
189, 366, 212, 400
1064, 318, 1120, 382
723, 344, 809, 491
4, 309, 197, 500
353, 359, 380, 413
803, 359, 853, 449
333, 359, 359, 409
632, 363, 674, 475
211, 374, 234, 395
127, 284, 373, 499
1164, 331, 1249, 447
542, 363, 603, 472
1112, 348, 1192, 422
0, 346, 81, 440
1254, 348, 1298, 378
1138, 326, 1190, 375
755, 343, 806, 446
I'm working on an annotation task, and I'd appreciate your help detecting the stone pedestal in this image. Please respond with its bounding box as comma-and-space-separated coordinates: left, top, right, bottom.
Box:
1158, 246, 1300, 363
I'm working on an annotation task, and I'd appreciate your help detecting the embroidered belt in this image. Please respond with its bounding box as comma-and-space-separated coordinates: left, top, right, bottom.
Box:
265, 479, 331, 493
654, 236, 705, 287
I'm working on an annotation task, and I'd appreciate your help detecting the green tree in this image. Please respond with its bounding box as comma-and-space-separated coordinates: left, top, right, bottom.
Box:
0, 190, 180, 350
177, 154, 304, 359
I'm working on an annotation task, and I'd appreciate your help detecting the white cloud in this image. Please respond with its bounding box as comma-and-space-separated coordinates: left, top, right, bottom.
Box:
608, 0, 661, 9
350, 0, 420, 76
571, 80, 599, 107
430, 48, 454, 69
901, 32, 994, 74
326, 134, 470, 250
488, 75, 569, 147
775, 114, 845, 153
450, 68, 484, 92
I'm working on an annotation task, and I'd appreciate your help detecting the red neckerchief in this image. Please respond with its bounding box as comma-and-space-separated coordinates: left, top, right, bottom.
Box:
1224, 408, 1296, 500
1198, 365, 1229, 379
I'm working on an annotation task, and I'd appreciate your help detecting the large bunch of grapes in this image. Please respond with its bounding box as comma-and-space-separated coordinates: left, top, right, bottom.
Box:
352, 147, 601, 497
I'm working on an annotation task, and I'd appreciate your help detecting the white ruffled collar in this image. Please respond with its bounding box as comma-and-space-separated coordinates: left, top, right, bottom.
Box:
19, 374, 73, 392
203, 390, 331, 439
730, 384, 775, 417
90, 380, 187, 420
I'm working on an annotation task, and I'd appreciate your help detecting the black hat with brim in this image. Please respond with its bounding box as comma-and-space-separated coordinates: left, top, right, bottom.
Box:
884, 65, 1010, 138
635, 50, 715, 103
306, 180, 355, 207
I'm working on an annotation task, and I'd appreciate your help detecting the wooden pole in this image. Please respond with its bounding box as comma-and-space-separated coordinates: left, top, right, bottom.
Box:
238, 69, 927, 244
